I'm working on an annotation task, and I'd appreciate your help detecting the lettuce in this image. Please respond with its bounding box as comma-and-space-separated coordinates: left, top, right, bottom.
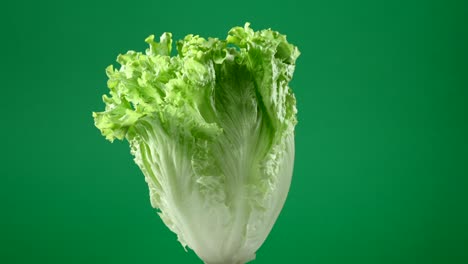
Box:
93, 23, 300, 264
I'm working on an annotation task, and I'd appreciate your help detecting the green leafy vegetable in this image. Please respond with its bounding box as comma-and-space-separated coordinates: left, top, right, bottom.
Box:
93, 23, 300, 264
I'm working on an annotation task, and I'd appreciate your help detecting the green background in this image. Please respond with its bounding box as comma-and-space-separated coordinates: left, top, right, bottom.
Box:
2, 0, 467, 263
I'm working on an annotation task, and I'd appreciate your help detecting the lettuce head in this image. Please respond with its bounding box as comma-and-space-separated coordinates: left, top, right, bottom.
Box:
93, 23, 300, 264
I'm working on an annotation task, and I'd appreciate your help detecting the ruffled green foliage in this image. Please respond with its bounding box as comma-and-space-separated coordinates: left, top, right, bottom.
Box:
93, 23, 300, 264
